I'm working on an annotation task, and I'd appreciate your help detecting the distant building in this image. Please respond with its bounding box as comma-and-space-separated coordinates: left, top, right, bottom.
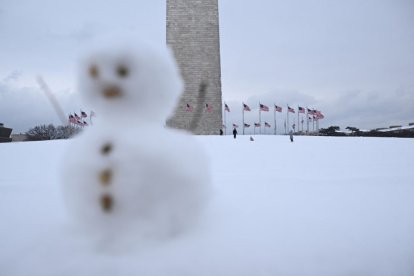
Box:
0, 123, 12, 143
11, 134, 28, 142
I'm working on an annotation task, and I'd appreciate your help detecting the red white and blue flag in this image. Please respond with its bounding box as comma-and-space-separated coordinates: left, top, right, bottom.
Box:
254, 123, 261, 127
68, 114, 76, 124
298, 106, 305, 114
244, 123, 251, 128
315, 110, 325, 119
260, 104, 269, 112
224, 103, 230, 112
274, 105, 282, 112
186, 103, 193, 112
243, 103, 251, 111
288, 106, 295, 113
265, 122, 271, 128
233, 123, 239, 128
205, 103, 212, 112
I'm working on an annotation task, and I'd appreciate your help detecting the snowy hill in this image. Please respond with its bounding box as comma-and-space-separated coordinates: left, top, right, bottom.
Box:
1, 135, 414, 276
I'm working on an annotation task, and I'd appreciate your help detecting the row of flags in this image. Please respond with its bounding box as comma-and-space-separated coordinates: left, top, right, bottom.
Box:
186, 103, 213, 113
227, 102, 324, 119
68, 110, 95, 127
224, 102, 325, 134
231, 122, 272, 128
185, 103, 324, 119
184, 102, 324, 120
183, 102, 324, 134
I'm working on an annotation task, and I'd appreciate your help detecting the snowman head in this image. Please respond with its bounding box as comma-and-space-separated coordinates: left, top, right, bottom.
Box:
78, 40, 183, 125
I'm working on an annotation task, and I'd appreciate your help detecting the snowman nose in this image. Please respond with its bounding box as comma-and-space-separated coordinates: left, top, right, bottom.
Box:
103, 85, 122, 99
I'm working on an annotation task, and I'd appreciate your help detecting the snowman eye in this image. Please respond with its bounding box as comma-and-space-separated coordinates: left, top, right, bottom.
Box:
117, 65, 129, 78
89, 65, 99, 79
101, 143, 112, 155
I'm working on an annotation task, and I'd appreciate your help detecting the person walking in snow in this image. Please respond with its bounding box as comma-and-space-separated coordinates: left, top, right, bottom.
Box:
289, 130, 294, 142
233, 128, 237, 139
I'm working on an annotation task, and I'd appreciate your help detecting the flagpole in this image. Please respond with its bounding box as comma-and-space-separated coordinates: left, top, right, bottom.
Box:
242, 104, 245, 135
297, 106, 299, 134
287, 104, 289, 133
223, 103, 227, 135
259, 102, 262, 134
312, 116, 314, 132
306, 108, 309, 134
259, 107, 262, 135
224, 103, 227, 135
274, 107, 276, 135
313, 116, 315, 132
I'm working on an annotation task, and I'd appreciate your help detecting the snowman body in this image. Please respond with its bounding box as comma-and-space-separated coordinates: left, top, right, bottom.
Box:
62, 40, 210, 240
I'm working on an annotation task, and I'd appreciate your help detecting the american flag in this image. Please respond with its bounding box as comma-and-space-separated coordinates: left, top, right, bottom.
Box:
186, 103, 193, 112
274, 105, 282, 112
265, 122, 271, 128
224, 103, 230, 112
81, 111, 88, 118
288, 106, 295, 113
244, 123, 250, 128
68, 114, 76, 124
233, 123, 239, 128
82, 121, 88, 126
243, 103, 251, 111
260, 104, 269, 112
74, 113, 81, 120
254, 123, 261, 127
205, 103, 212, 112
315, 110, 325, 119
307, 108, 315, 115
298, 106, 305, 114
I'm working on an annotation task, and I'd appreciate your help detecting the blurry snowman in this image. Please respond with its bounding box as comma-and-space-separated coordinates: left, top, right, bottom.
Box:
62, 39, 211, 243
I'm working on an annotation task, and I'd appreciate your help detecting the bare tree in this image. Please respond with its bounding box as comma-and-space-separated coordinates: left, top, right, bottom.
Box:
25, 124, 80, 141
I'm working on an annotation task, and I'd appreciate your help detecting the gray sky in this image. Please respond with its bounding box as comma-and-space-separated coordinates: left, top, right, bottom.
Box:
1, 0, 413, 133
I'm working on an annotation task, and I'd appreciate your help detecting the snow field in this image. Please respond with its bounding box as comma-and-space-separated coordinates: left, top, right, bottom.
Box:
1, 135, 414, 276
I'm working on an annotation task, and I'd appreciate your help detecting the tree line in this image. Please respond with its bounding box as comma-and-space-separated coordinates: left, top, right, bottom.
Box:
319, 126, 414, 138
25, 124, 81, 141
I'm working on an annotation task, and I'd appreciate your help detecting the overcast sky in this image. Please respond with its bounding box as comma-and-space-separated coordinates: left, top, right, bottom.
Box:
1, 0, 413, 133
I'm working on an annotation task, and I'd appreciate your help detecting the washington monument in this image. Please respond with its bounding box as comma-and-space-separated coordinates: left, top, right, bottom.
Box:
166, 0, 223, 135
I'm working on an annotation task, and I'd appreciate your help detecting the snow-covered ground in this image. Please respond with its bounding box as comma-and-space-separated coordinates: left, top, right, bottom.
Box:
1, 135, 414, 276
